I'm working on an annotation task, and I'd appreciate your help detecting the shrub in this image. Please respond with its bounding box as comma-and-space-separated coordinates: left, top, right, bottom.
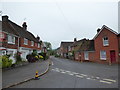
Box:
14, 52, 22, 63
1, 55, 13, 68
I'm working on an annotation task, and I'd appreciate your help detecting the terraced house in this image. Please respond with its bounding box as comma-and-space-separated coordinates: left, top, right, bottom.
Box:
59, 25, 120, 64
0, 15, 42, 63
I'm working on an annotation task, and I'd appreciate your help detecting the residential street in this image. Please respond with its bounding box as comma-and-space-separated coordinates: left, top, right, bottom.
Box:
4, 56, 118, 88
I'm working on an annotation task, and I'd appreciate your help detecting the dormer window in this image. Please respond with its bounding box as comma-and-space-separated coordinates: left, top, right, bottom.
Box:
8, 35, 15, 44
24, 38, 28, 45
103, 37, 109, 46
31, 41, 34, 46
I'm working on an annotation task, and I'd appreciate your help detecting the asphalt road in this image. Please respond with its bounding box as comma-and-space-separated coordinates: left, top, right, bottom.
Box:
4, 56, 118, 88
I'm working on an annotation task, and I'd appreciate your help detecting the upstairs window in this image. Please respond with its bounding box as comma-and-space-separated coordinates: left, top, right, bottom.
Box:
24, 38, 28, 45
0, 33, 4, 38
8, 35, 15, 44
31, 41, 34, 46
38, 43, 40, 48
103, 37, 109, 46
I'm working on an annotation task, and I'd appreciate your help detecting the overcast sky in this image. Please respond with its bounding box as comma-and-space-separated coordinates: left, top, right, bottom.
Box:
1, 0, 118, 49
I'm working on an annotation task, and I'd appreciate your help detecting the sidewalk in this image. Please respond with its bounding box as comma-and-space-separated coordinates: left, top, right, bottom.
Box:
2, 60, 50, 88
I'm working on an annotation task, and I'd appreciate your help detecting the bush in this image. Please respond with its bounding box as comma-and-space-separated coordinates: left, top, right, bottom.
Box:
26, 54, 38, 63
14, 52, 22, 63
0, 55, 13, 68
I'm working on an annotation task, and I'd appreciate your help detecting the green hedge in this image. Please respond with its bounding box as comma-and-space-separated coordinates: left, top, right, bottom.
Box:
0, 55, 13, 68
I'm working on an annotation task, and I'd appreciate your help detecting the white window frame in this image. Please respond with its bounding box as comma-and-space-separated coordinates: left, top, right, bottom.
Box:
0, 33, 4, 38
100, 50, 106, 60
84, 52, 89, 60
24, 38, 28, 45
38, 43, 40, 48
103, 37, 109, 46
8, 35, 15, 44
31, 41, 34, 46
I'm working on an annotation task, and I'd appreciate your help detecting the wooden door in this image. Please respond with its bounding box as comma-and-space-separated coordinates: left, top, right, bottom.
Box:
110, 50, 116, 63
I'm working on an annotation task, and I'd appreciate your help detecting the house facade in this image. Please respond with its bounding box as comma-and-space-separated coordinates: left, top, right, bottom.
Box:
93, 25, 120, 64
60, 42, 73, 58
0, 15, 42, 63
58, 25, 120, 64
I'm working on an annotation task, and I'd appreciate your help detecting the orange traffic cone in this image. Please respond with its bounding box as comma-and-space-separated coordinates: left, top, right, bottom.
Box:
35, 70, 39, 80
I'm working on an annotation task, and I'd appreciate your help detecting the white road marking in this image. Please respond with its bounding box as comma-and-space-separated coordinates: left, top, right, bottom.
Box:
65, 71, 70, 72
80, 74, 87, 76
69, 73, 74, 76
96, 77, 100, 79
102, 79, 116, 82
86, 78, 91, 80
61, 72, 66, 73
100, 80, 112, 84
76, 75, 84, 78
52, 68, 116, 85
71, 72, 79, 74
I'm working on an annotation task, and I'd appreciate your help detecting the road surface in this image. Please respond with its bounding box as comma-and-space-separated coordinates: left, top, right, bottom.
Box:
3, 56, 118, 88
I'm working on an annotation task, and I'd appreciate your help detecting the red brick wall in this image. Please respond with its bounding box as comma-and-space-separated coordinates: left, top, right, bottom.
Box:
20, 38, 41, 50
118, 36, 120, 63
94, 28, 119, 64
1, 33, 18, 49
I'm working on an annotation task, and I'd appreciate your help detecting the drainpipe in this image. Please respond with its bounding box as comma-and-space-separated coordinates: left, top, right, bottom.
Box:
18, 37, 20, 51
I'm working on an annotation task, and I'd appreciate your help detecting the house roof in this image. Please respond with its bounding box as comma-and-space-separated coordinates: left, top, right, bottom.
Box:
93, 25, 118, 39
75, 40, 95, 52
70, 38, 87, 47
2, 16, 39, 43
2, 21, 19, 36
60, 42, 73, 48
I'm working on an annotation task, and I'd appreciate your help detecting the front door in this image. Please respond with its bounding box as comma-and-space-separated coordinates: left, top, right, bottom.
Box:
110, 50, 116, 63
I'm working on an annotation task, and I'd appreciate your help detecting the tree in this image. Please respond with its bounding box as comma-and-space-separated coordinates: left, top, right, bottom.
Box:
44, 42, 52, 50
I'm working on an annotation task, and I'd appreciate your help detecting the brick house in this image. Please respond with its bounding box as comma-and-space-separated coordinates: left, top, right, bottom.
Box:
58, 25, 120, 64
0, 15, 42, 63
60, 42, 73, 58
74, 39, 95, 62
93, 25, 120, 64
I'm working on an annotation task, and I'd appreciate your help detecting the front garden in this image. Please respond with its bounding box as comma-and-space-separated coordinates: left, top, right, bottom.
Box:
0, 50, 49, 69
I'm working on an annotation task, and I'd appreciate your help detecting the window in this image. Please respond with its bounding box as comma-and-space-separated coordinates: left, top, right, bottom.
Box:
0, 33, 4, 38
24, 38, 28, 45
84, 52, 89, 60
100, 50, 106, 60
31, 41, 34, 46
8, 35, 15, 44
68, 46, 71, 51
38, 43, 40, 48
103, 37, 109, 46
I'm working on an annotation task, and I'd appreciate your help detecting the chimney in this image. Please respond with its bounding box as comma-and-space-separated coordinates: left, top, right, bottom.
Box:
22, 22, 27, 30
2, 15, 9, 21
74, 38, 77, 42
36, 35, 40, 41
97, 28, 101, 33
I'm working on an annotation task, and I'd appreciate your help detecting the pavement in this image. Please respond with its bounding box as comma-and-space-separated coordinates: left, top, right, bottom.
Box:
2, 56, 119, 88
2, 60, 50, 88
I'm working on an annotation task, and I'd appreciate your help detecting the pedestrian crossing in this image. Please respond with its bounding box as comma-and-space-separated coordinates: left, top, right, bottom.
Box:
51, 68, 117, 84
